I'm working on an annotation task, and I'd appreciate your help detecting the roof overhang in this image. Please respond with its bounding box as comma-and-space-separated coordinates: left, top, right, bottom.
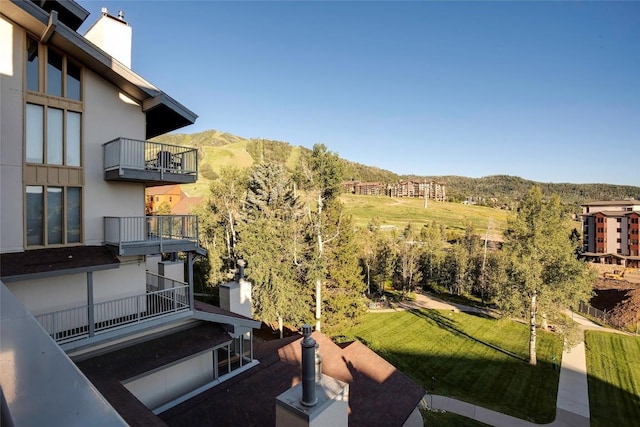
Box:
3, 0, 197, 138
33, 0, 89, 30
0, 246, 120, 282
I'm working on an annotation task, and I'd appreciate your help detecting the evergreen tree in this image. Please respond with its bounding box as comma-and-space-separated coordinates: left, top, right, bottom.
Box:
236, 162, 305, 338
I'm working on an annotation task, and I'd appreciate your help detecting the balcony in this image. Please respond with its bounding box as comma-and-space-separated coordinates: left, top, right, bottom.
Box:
34, 272, 190, 346
104, 138, 198, 186
105, 215, 200, 256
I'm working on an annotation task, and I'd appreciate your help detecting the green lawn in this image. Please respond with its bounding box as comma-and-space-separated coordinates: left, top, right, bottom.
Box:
421, 409, 490, 427
343, 309, 562, 423
585, 331, 640, 427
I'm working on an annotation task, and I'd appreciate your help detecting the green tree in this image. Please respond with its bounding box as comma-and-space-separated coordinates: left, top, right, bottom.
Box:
419, 221, 445, 286
395, 223, 423, 296
236, 162, 305, 338
303, 144, 346, 331
208, 166, 248, 271
321, 204, 366, 334
498, 186, 595, 365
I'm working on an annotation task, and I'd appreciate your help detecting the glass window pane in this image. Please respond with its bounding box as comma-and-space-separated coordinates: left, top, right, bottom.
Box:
26, 37, 39, 92
66, 61, 81, 100
67, 187, 81, 243
47, 187, 63, 244
26, 104, 44, 163
47, 48, 62, 97
26, 186, 43, 246
47, 108, 63, 165
66, 112, 81, 166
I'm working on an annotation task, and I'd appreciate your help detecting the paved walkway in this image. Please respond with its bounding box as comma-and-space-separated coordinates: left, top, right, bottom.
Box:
374, 293, 605, 426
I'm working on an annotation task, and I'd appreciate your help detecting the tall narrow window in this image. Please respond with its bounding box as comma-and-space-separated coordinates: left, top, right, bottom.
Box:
26, 104, 44, 163
46, 108, 63, 165
66, 112, 81, 166
26, 37, 39, 91
47, 187, 63, 244
26, 186, 44, 245
66, 61, 81, 101
47, 48, 63, 97
67, 187, 81, 243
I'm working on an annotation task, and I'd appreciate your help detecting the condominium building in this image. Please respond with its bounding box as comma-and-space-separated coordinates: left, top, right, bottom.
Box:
581, 200, 640, 267
0, 2, 424, 425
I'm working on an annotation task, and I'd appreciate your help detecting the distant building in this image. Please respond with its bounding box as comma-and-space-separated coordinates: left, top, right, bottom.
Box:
581, 200, 640, 267
343, 180, 446, 201
386, 180, 446, 201
145, 184, 202, 215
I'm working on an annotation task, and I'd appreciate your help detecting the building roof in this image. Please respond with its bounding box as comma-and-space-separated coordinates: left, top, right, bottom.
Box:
160, 331, 425, 426
146, 184, 184, 197
582, 200, 640, 207
582, 210, 639, 218
0, 246, 120, 281
3, 0, 197, 138
171, 197, 203, 215
75, 319, 424, 427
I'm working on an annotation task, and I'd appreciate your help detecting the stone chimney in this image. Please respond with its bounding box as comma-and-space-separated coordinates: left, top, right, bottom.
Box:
275, 326, 349, 427
84, 8, 132, 68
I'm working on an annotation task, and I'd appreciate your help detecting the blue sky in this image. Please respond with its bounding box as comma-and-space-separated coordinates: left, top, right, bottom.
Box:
78, 1, 639, 186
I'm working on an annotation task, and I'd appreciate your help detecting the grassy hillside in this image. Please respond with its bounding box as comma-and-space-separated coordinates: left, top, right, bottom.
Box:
341, 194, 509, 240
154, 129, 640, 206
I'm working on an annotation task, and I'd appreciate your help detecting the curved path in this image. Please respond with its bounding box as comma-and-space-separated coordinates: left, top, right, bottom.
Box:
374, 293, 607, 426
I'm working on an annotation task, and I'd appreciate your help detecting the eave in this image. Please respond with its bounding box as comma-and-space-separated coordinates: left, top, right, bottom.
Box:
3, 0, 197, 138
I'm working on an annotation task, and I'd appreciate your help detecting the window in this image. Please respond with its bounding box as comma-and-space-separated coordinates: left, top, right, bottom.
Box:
26, 37, 39, 91
25, 104, 81, 166
617, 218, 622, 223
26, 185, 82, 247
24, 37, 83, 249
617, 228, 622, 233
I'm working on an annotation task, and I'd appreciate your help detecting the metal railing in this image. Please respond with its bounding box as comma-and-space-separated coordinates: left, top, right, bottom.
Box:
104, 215, 199, 247
34, 277, 190, 344
576, 301, 625, 329
103, 137, 198, 175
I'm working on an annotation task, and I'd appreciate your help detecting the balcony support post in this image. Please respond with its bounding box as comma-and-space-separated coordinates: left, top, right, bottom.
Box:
188, 251, 195, 310
87, 271, 95, 337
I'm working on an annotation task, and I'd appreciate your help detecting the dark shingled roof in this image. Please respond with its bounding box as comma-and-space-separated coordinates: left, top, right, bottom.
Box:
0, 246, 120, 279
75, 322, 424, 427
76, 322, 232, 427
160, 332, 425, 427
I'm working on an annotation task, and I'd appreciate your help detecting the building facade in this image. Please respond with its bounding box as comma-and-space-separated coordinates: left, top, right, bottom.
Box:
581, 200, 640, 267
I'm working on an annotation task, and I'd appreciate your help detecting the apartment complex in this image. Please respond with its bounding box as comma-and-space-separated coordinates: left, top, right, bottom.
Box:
0, 2, 424, 425
343, 179, 447, 200
581, 200, 640, 267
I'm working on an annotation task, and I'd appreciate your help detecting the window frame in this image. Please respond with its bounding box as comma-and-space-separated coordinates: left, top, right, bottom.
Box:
24, 35, 84, 249
24, 185, 83, 248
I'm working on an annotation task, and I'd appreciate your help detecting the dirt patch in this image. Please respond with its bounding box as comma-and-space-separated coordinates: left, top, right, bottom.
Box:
591, 288, 632, 311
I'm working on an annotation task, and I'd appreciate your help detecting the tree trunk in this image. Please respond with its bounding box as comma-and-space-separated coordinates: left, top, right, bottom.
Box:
541, 312, 548, 330
529, 292, 538, 365
315, 193, 323, 332
278, 315, 283, 339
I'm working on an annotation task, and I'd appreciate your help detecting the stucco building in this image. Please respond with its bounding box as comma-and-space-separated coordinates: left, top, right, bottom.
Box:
0, 2, 424, 426
581, 200, 640, 267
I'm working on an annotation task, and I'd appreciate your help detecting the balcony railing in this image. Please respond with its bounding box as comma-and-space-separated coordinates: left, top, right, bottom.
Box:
104, 215, 199, 256
34, 273, 189, 345
103, 138, 198, 185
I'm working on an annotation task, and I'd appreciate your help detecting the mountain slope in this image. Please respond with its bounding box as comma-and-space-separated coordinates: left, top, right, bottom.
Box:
154, 130, 640, 204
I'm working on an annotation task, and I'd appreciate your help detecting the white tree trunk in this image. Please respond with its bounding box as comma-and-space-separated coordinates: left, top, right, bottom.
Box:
278, 315, 283, 339
529, 291, 538, 366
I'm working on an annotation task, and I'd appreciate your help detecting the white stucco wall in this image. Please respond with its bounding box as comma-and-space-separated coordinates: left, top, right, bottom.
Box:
5, 260, 146, 316
83, 70, 146, 246
124, 351, 215, 411
0, 18, 25, 253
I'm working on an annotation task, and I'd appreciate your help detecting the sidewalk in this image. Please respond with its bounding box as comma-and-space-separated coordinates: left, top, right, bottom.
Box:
383, 293, 598, 426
